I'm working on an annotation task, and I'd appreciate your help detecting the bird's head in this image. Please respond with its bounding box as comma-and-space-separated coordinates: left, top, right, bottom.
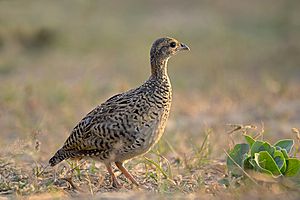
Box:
150, 37, 190, 62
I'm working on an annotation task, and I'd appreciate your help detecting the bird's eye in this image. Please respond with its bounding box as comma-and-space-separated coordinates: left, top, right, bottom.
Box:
170, 42, 176, 48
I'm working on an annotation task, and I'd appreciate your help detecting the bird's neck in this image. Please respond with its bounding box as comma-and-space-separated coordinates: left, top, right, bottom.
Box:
150, 57, 169, 81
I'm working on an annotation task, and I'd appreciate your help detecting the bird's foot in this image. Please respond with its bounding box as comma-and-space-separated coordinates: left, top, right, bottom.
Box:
115, 161, 140, 187
112, 179, 123, 189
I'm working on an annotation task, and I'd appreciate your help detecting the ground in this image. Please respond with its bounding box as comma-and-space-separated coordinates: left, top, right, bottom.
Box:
0, 0, 300, 199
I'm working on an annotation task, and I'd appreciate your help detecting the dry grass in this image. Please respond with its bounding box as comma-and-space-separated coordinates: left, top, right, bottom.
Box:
0, 0, 300, 199
0, 127, 299, 199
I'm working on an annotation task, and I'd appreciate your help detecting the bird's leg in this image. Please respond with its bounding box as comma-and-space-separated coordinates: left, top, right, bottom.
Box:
105, 163, 122, 188
115, 161, 139, 186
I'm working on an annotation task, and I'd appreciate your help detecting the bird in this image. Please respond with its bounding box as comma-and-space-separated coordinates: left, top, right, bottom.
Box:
49, 37, 190, 187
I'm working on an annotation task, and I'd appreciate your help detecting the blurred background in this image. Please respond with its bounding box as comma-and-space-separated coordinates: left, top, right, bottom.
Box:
0, 0, 299, 159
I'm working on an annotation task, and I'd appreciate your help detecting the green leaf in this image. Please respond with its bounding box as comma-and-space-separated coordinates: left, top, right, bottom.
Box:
227, 143, 250, 176
252, 154, 272, 175
274, 139, 294, 153
251, 141, 275, 157
281, 149, 289, 160
254, 151, 282, 176
285, 158, 300, 177
273, 150, 286, 173
244, 134, 255, 147
243, 156, 253, 169
251, 141, 264, 157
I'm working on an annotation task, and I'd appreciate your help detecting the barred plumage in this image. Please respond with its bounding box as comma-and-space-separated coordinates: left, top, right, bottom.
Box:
49, 37, 190, 187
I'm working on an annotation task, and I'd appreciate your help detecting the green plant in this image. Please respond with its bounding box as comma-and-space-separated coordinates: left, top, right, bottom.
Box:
226, 134, 300, 178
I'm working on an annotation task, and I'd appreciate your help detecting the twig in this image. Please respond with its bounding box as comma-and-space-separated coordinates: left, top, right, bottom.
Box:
85, 174, 94, 195
292, 128, 300, 145
36, 163, 50, 177
70, 160, 87, 173
62, 177, 82, 191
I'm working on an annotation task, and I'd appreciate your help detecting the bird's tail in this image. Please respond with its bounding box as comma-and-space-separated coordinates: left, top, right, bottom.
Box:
49, 148, 70, 166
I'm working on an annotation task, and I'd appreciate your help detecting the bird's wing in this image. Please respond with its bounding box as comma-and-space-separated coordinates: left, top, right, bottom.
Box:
60, 90, 141, 152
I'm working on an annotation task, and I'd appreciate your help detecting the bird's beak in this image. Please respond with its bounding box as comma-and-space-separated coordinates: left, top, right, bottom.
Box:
179, 43, 190, 51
